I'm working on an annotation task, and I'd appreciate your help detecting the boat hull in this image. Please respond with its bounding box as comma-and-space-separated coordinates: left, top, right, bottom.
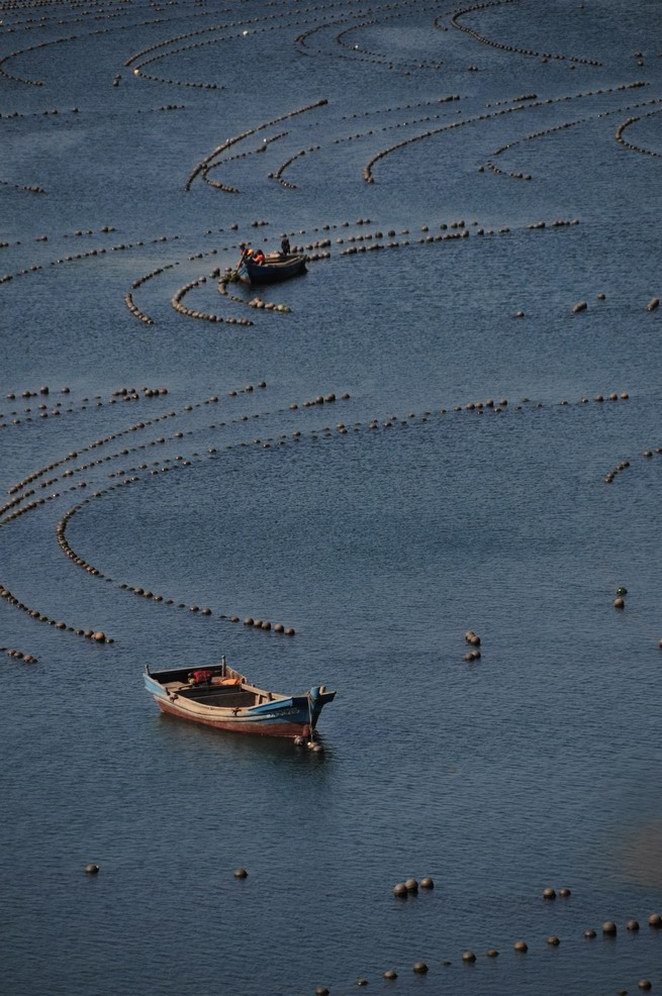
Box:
154, 695, 313, 738
237, 253, 307, 285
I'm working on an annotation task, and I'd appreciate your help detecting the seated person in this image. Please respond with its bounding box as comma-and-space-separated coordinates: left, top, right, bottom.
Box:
253, 249, 265, 264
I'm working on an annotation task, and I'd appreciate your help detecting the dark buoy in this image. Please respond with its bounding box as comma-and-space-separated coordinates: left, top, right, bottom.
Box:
647, 912, 661, 927
84, 863, 99, 875
234, 867, 248, 879
602, 921, 617, 935
558, 887, 572, 897
543, 887, 556, 900
485, 949, 499, 958
383, 969, 397, 980
547, 935, 560, 946
412, 962, 428, 974
614, 597, 625, 609
462, 951, 476, 962
393, 882, 408, 897
626, 919, 640, 931
420, 876, 434, 889
584, 929, 596, 939
616, 586, 628, 597
405, 877, 418, 892
513, 940, 528, 952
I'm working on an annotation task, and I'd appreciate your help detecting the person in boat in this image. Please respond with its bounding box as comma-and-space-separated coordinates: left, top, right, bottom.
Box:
252, 248, 265, 264
280, 235, 291, 257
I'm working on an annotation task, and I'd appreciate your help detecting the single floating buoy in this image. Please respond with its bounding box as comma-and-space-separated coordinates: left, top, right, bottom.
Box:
233, 867, 248, 879
602, 921, 617, 935
513, 940, 528, 952
462, 951, 476, 963
412, 962, 428, 974
84, 863, 99, 875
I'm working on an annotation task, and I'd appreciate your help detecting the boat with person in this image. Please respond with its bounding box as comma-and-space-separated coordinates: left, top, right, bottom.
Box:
144, 656, 335, 740
236, 243, 307, 285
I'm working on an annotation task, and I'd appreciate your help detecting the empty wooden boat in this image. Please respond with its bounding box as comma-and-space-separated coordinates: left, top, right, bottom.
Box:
144, 656, 335, 739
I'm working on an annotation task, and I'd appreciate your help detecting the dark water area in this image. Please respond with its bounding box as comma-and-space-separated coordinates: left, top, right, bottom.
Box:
2, 0, 662, 993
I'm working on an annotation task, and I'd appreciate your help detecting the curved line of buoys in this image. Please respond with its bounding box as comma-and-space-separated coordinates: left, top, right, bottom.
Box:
363, 102, 530, 182
447, 0, 602, 66
0, 29, 85, 86
333, 1, 444, 70
124, 261, 180, 325
185, 99, 328, 192
295, 0, 437, 69
480, 88, 656, 180
44, 387, 349, 635
364, 83, 649, 183
0, 233, 180, 287
125, 0, 370, 69
615, 105, 662, 158
171, 272, 253, 326
0, 579, 113, 643
0, 3, 264, 88
272, 102, 463, 188
202, 131, 287, 193
128, 0, 371, 91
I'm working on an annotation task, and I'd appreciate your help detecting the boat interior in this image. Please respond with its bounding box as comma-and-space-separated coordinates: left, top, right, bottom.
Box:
171, 684, 262, 708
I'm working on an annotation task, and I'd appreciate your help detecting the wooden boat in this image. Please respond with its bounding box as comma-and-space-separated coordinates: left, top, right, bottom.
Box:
144, 657, 335, 739
236, 252, 307, 285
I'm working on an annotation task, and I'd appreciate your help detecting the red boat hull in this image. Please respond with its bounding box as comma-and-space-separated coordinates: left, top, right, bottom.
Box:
156, 696, 311, 738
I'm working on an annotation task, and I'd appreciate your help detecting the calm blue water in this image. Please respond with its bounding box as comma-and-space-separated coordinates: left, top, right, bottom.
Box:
2, 1, 662, 993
